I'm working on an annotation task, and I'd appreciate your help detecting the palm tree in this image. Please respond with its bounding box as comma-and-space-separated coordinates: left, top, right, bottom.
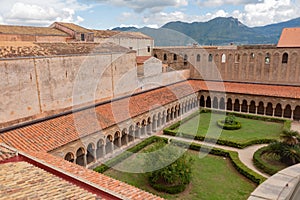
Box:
280, 129, 300, 145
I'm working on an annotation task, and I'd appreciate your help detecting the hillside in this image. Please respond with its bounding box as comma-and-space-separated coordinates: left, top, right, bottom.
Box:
112, 17, 300, 46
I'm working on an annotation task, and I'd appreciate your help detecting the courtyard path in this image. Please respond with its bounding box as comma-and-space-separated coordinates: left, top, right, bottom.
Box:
157, 134, 270, 178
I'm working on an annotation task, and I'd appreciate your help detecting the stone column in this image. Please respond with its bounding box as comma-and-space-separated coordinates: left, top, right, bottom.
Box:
118, 137, 122, 148
272, 107, 275, 117
83, 153, 87, 167
153, 118, 157, 132
255, 106, 258, 114
125, 134, 129, 146
102, 145, 106, 157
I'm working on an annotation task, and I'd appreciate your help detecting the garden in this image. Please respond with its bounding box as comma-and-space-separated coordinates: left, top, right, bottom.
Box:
94, 109, 295, 199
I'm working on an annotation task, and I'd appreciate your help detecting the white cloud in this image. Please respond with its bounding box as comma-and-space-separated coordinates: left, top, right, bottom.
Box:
0, 0, 91, 26
197, 0, 260, 7
95, 0, 188, 13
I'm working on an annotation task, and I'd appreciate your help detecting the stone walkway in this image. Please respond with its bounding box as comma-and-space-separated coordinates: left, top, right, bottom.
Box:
158, 134, 270, 178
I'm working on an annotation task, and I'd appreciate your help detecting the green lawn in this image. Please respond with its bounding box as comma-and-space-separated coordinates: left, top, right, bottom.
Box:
174, 112, 283, 143
104, 150, 256, 200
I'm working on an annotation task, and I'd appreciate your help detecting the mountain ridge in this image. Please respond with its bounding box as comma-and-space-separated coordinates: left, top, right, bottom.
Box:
111, 17, 300, 46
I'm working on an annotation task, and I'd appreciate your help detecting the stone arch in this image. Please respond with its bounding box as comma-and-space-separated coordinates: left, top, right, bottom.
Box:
157, 113, 162, 128
227, 98, 233, 111
87, 143, 95, 164
147, 117, 152, 135
197, 54, 201, 62
221, 54, 226, 63
64, 152, 75, 163
141, 119, 147, 136
208, 54, 213, 62
282, 52, 288, 64
294, 106, 300, 120
121, 128, 128, 146
166, 108, 171, 122
163, 53, 167, 61
76, 147, 86, 166
200, 95, 205, 107
275, 104, 283, 117
114, 131, 121, 148
173, 54, 177, 61
96, 139, 105, 159
265, 53, 270, 64
234, 99, 240, 112
206, 96, 211, 108
266, 103, 273, 116
128, 125, 135, 142
213, 97, 218, 109
135, 122, 141, 138
241, 100, 248, 113
219, 97, 225, 110
257, 102, 264, 115
249, 101, 256, 114
284, 105, 292, 118
105, 135, 114, 155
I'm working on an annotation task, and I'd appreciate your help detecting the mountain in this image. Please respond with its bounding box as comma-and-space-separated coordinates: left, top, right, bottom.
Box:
112, 17, 300, 46
112, 27, 138, 31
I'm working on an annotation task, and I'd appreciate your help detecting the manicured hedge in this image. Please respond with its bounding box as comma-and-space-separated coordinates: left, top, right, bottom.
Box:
217, 120, 242, 130
170, 139, 266, 184
94, 136, 163, 173
163, 109, 290, 149
253, 146, 280, 175
148, 177, 187, 194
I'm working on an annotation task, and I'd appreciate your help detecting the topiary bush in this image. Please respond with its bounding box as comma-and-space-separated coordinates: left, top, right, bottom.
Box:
217, 114, 241, 130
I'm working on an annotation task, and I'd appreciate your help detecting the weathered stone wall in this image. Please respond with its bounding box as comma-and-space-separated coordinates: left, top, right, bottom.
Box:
154, 46, 300, 85
95, 37, 154, 56
0, 52, 138, 127
0, 34, 67, 42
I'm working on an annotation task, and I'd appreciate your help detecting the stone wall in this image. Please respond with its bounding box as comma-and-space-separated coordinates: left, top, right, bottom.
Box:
154, 46, 300, 85
0, 52, 138, 127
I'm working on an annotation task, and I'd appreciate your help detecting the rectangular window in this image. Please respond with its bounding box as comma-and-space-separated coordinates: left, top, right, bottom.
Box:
81, 33, 85, 41
147, 46, 151, 53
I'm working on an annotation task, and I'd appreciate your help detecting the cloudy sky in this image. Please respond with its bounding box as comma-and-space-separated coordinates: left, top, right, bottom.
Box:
0, 0, 299, 29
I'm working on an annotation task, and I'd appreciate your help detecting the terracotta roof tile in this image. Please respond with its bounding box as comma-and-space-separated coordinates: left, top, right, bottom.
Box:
55, 22, 92, 33
1, 81, 300, 152
136, 56, 152, 64
26, 151, 164, 200
277, 27, 300, 47
0, 143, 17, 162
0, 161, 97, 200
0, 25, 68, 36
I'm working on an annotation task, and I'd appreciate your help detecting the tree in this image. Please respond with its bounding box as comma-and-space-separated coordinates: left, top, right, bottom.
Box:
144, 141, 194, 193
265, 129, 300, 165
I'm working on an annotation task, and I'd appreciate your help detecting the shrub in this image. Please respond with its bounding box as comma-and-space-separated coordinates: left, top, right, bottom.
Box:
144, 141, 194, 194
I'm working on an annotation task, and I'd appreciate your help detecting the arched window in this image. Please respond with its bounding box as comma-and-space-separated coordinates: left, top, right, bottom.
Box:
163, 53, 167, 61
184, 54, 188, 66
235, 54, 240, 63
250, 53, 255, 62
265, 53, 270, 64
197, 54, 201, 62
221, 54, 226, 63
282, 53, 288, 64
173, 54, 177, 61
208, 54, 213, 62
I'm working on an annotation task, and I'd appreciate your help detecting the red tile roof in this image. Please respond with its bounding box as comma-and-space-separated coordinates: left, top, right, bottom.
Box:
277, 28, 300, 47
136, 56, 152, 64
0, 143, 17, 162
1, 80, 300, 153
26, 150, 163, 200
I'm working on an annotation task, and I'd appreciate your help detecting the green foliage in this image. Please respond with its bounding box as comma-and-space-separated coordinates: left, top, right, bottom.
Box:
94, 136, 162, 173
144, 141, 194, 193
253, 146, 280, 175
170, 139, 266, 184
164, 109, 287, 148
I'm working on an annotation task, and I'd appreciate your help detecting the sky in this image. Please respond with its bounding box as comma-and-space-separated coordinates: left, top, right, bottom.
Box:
0, 0, 300, 30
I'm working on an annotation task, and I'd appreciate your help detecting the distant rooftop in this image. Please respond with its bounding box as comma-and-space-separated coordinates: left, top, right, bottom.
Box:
53, 22, 93, 33
92, 29, 152, 40
277, 27, 300, 48
0, 24, 68, 36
